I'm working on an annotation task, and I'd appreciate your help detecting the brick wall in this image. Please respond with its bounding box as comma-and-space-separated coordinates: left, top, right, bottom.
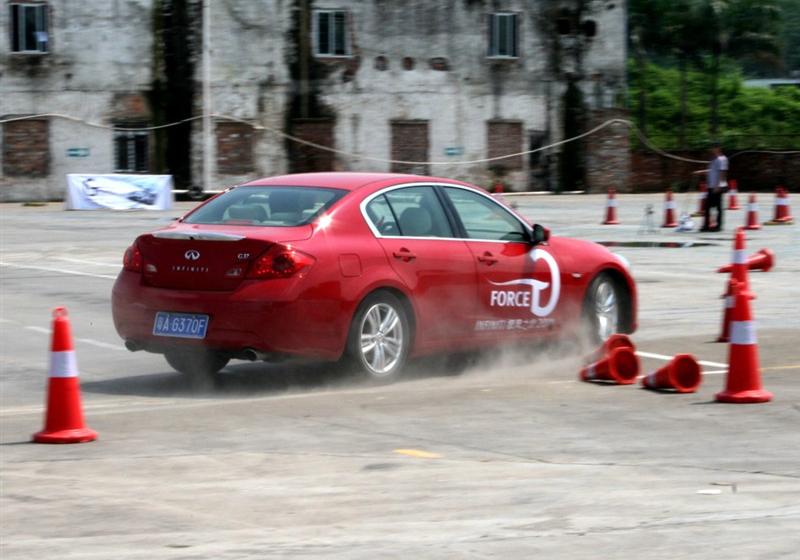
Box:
631, 150, 800, 192
585, 109, 630, 193
2, 119, 50, 177
216, 122, 254, 175
487, 120, 523, 171
390, 120, 429, 176
288, 119, 335, 173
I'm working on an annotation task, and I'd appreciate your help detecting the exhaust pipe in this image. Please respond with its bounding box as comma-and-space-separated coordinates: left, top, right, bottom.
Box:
243, 348, 270, 362
124, 340, 142, 352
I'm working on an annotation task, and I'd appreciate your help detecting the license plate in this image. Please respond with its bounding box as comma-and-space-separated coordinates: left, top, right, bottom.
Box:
153, 312, 209, 339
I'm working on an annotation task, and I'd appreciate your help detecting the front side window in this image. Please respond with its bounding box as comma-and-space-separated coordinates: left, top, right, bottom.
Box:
184, 186, 347, 227
313, 9, 350, 57
488, 13, 518, 58
10, 3, 49, 53
444, 187, 527, 242
114, 125, 149, 173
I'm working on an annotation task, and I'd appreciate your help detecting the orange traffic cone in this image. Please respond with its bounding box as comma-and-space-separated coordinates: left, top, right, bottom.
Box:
661, 189, 678, 228
715, 282, 772, 403
765, 187, 793, 225
32, 308, 97, 444
585, 333, 634, 364
693, 182, 708, 217
579, 346, 640, 385
716, 278, 736, 343
642, 354, 702, 393
727, 227, 751, 290
727, 179, 740, 210
744, 194, 761, 230
602, 188, 620, 225
717, 248, 774, 274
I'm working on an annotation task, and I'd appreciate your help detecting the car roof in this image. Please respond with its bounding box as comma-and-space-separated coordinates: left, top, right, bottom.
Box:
239, 172, 472, 192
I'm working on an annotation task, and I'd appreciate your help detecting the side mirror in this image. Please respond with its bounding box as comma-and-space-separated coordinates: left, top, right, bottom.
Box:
530, 224, 550, 244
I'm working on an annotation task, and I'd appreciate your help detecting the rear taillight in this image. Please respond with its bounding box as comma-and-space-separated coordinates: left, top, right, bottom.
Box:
122, 244, 142, 272
247, 245, 315, 279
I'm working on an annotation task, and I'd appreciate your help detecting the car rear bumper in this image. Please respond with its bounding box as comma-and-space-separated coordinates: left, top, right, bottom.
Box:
111, 271, 348, 360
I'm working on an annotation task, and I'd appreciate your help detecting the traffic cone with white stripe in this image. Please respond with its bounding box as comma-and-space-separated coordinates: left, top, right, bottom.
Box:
765, 187, 793, 225
727, 179, 741, 210
584, 333, 635, 364
717, 248, 774, 274
744, 194, 761, 230
693, 182, 708, 217
661, 189, 678, 228
33, 308, 97, 444
715, 282, 772, 403
728, 227, 751, 289
642, 354, 702, 393
579, 346, 640, 385
602, 188, 620, 225
716, 278, 736, 343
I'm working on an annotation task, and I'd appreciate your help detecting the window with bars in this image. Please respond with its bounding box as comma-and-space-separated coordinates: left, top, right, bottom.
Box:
487, 13, 518, 58
114, 126, 149, 173
313, 9, 350, 57
10, 3, 49, 53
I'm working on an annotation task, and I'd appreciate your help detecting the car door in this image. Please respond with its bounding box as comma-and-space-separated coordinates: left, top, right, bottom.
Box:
363, 185, 478, 344
441, 186, 564, 340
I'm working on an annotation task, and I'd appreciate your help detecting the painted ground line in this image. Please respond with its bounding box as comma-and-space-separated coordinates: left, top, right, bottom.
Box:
0, 261, 117, 280
23, 325, 126, 351
56, 256, 122, 268
636, 350, 727, 369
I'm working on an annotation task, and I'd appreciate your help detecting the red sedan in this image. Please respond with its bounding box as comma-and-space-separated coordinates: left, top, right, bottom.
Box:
112, 173, 637, 381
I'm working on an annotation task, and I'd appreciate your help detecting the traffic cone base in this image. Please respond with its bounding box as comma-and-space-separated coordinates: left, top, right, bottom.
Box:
715, 389, 774, 404
642, 354, 702, 393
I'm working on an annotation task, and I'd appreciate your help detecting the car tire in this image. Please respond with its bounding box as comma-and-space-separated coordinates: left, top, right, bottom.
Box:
346, 291, 411, 383
583, 272, 628, 345
164, 350, 230, 380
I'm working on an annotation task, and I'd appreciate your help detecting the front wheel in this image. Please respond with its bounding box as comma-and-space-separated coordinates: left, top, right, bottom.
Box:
164, 349, 230, 380
346, 292, 411, 383
583, 272, 627, 344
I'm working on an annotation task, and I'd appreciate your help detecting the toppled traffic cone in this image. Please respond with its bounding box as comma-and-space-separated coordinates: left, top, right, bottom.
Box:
765, 187, 793, 225
32, 308, 97, 444
744, 194, 761, 230
693, 183, 707, 217
661, 189, 678, 228
727, 179, 741, 210
717, 248, 774, 274
602, 188, 620, 225
579, 346, 640, 385
717, 278, 736, 343
642, 354, 702, 393
585, 333, 635, 364
715, 282, 772, 403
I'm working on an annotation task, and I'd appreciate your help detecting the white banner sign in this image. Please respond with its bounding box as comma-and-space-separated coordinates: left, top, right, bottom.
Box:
65, 174, 173, 210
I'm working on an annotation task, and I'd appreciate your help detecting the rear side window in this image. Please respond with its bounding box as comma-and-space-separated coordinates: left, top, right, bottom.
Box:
365, 195, 400, 236
444, 187, 528, 241
184, 186, 346, 226
372, 186, 453, 238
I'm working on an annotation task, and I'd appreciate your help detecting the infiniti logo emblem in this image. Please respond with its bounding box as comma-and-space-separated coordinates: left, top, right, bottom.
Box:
184, 250, 201, 261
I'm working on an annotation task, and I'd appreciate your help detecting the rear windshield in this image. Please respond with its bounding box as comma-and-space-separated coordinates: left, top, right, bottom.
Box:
183, 186, 347, 227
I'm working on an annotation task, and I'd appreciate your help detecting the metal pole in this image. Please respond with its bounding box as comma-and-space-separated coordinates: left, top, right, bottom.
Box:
202, 0, 212, 192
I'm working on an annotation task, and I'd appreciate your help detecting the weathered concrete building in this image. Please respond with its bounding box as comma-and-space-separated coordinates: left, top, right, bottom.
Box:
1, 1, 628, 201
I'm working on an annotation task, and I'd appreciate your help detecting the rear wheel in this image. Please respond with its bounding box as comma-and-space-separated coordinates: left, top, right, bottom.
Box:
346, 292, 411, 383
164, 350, 229, 380
583, 272, 627, 344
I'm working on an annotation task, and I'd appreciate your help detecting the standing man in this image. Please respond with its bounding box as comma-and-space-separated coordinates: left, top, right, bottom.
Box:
694, 142, 728, 231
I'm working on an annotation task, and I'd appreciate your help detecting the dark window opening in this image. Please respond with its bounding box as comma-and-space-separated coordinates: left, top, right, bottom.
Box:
314, 9, 350, 57
114, 124, 149, 173
488, 13, 518, 58
10, 3, 49, 53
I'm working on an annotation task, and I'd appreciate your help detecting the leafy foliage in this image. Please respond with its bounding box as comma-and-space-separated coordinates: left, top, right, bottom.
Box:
628, 60, 800, 149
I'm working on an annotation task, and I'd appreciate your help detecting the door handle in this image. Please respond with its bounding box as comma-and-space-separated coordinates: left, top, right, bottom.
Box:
477, 252, 498, 265
392, 248, 416, 262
